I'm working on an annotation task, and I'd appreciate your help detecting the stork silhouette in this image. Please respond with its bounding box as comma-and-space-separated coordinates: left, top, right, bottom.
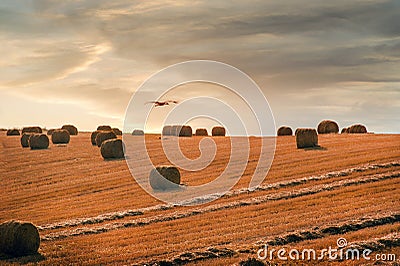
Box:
145, 100, 178, 107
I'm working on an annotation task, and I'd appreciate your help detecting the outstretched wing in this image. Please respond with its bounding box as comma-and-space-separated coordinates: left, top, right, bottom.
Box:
144, 101, 158, 105
166, 100, 179, 104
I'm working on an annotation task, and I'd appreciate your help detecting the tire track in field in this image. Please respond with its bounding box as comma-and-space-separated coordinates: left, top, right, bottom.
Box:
41, 170, 400, 241
348, 231, 400, 251
38, 161, 399, 231
142, 213, 400, 265
260, 213, 400, 246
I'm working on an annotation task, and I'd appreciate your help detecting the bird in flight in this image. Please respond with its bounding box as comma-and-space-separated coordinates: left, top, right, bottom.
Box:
145, 100, 178, 107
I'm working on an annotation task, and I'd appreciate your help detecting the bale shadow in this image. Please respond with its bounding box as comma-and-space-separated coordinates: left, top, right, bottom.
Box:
0, 252, 46, 264
302, 145, 327, 151
103, 157, 126, 162
54, 144, 68, 147
152, 184, 186, 192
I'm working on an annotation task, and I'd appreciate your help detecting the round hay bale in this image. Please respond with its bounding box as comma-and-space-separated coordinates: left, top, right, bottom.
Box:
97, 125, 112, 131
61, 125, 78, 135
341, 127, 349, 134
195, 128, 208, 136
212, 126, 226, 136
132, 129, 144, 136
95, 131, 117, 147
170, 125, 181, 136
295, 128, 318, 148
6, 129, 20, 136
20, 133, 33, 148
0, 221, 40, 257
348, 124, 367, 134
91, 130, 100, 145
149, 166, 181, 190
317, 120, 339, 134
277, 126, 293, 136
162, 126, 172, 136
22, 127, 42, 134
100, 139, 125, 159
46, 129, 55, 135
112, 128, 122, 135
179, 125, 192, 137
29, 134, 49, 150
51, 129, 70, 144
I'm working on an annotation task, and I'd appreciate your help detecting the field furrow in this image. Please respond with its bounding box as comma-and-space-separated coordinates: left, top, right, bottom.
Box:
41, 171, 400, 241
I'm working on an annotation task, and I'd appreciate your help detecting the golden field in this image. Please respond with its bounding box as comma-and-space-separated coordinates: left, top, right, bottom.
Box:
1, 132, 399, 265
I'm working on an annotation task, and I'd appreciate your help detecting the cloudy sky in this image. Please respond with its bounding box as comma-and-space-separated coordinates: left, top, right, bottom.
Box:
0, 0, 399, 133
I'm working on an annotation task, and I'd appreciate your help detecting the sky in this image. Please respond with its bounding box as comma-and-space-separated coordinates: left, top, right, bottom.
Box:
0, 0, 399, 134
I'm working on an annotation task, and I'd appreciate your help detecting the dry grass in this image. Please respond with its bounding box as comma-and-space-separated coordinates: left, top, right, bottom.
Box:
0, 132, 399, 265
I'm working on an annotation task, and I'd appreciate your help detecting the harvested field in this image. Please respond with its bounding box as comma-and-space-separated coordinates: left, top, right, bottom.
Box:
0, 133, 399, 265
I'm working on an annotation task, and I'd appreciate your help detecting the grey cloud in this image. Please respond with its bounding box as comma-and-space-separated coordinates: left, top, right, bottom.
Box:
96, 0, 400, 47
77, 0, 399, 91
0, 41, 107, 87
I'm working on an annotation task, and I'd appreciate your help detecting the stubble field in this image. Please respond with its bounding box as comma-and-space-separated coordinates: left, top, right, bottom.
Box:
1, 132, 399, 265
